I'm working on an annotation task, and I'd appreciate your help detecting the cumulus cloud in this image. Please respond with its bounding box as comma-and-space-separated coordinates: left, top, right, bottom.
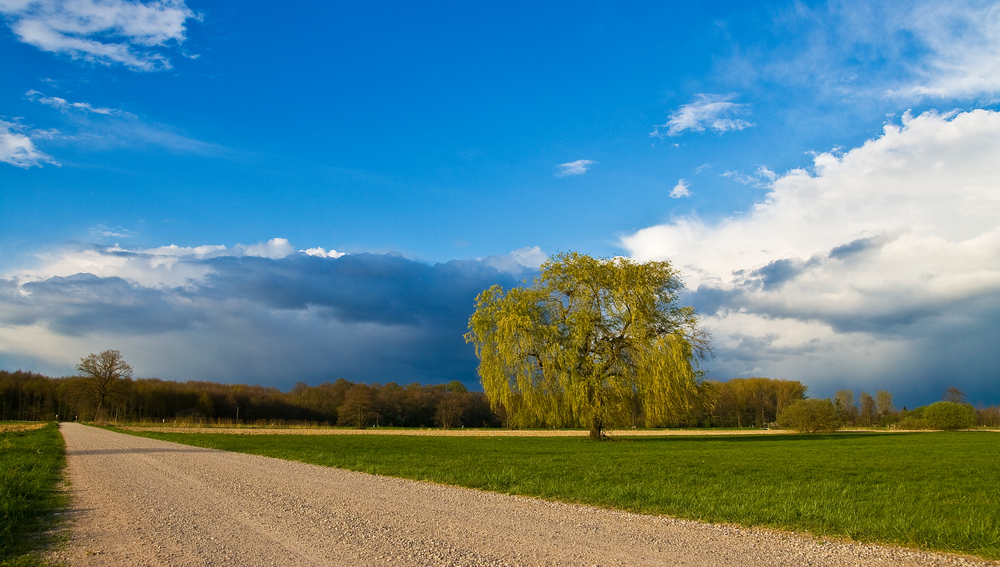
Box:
651, 94, 754, 137
301, 247, 346, 259
481, 246, 548, 275
0, 241, 537, 388
556, 159, 595, 177
0, 0, 198, 71
624, 109, 1000, 404
670, 179, 691, 198
0, 119, 58, 168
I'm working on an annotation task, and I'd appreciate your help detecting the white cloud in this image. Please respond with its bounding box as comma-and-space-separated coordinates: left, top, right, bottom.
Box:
624, 109, 1000, 400
22, 89, 221, 156
651, 93, 754, 137
13, 238, 298, 288
480, 246, 548, 275
0, 119, 58, 168
722, 166, 777, 189
894, 1, 1000, 100
301, 247, 346, 259
26, 89, 130, 116
670, 179, 691, 198
556, 159, 595, 177
761, 0, 1000, 103
240, 238, 295, 259
509, 246, 547, 268
0, 0, 198, 71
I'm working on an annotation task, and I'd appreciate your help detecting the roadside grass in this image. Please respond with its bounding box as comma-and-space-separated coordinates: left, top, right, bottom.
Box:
0, 422, 67, 567
121, 429, 1000, 559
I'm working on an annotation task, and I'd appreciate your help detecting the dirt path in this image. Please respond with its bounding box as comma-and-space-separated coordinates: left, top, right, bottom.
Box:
52, 423, 992, 567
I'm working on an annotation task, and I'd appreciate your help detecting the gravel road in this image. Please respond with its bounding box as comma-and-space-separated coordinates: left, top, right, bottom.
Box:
52, 423, 993, 567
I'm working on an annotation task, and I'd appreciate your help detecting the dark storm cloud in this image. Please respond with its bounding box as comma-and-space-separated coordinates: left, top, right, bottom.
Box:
828, 234, 888, 260
196, 254, 513, 327
5, 274, 203, 336
0, 250, 530, 387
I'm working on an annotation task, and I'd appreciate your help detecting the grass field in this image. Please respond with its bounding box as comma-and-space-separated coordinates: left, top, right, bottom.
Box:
0, 422, 67, 567
121, 428, 1000, 559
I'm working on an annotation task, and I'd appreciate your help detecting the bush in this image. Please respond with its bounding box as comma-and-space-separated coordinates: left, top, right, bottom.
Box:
923, 401, 976, 430
896, 415, 927, 430
777, 398, 839, 433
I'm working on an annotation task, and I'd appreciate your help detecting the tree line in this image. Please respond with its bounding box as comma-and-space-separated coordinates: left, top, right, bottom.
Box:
4, 365, 996, 430
0, 368, 498, 428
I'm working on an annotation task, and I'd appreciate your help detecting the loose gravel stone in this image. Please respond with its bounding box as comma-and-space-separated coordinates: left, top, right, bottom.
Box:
50, 423, 996, 566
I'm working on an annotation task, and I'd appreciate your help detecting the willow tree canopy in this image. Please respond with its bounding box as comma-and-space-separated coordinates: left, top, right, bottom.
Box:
465, 252, 710, 440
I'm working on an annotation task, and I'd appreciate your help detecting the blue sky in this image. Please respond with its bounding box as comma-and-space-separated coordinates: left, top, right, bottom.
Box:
2, 0, 999, 407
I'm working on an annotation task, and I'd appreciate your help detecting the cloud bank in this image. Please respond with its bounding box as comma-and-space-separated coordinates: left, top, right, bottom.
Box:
0, 0, 198, 71
625, 109, 1000, 405
0, 241, 544, 389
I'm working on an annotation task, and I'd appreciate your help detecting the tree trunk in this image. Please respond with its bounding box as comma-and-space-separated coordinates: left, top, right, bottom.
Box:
589, 418, 603, 441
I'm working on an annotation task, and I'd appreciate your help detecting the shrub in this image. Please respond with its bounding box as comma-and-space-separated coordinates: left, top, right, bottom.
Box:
896, 415, 927, 430
777, 398, 839, 433
923, 402, 976, 430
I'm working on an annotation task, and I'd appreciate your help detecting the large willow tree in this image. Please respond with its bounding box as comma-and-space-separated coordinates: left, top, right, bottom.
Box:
466, 252, 710, 440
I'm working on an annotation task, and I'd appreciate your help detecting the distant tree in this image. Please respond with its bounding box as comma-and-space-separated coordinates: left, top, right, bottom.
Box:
859, 391, 876, 426
195, 392, 216, 418
76, 350, 133, 422
923, 401, 976, 430
434, 393, 465, 429
776, 398, 839, 433
466, 252, 710, 440
978, 406, 1000, 427
337, 384, 373, 428
834, 389, 858, 425
875, 390, 894, 423
708, 378, 807, 427
943, 387, 967, 404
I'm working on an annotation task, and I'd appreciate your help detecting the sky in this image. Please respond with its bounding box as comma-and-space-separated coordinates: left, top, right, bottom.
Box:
1, 0, 999, 407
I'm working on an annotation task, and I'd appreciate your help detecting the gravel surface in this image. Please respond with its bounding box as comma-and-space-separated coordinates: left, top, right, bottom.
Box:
52, 423, 995, 567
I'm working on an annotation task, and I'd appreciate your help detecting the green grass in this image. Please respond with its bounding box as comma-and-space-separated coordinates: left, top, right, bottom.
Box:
0, 423, 67, 567
121, 429, 1000, 559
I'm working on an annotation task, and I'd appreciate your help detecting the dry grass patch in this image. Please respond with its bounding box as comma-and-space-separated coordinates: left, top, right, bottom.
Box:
0, 423, 47, 434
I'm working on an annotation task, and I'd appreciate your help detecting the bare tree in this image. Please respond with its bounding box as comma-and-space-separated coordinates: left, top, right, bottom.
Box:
944, 387, 967, 404
337, 384, 373, 428
875, 390, 894, 423
76, 350, 133, 422
834, 389, 858, 425
434, 393, 465, 429
859, 391, 876, 426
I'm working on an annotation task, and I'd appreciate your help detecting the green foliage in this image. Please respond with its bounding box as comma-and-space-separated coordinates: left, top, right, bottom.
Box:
127, 429, 1000, 559
466, 252, 709, 439
0, 423, 67, 565
923, 401, 976, 430
776, 398, 839, 432
705, 377, 807, 427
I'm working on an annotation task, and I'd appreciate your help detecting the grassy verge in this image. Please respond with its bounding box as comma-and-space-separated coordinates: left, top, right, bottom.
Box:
121, 429, 1000, 559
0, 422, 67, 567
